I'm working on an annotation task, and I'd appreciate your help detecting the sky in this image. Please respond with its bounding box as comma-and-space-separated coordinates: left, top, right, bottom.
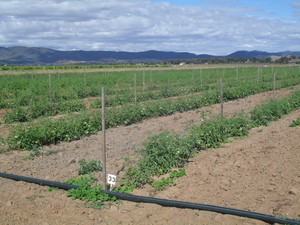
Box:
0, 0, 300, 55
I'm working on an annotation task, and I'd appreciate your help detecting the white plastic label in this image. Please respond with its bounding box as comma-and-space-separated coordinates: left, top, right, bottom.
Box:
107, 174, 116, 185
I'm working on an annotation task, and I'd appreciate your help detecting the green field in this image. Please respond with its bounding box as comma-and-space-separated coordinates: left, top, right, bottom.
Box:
0, 65, 299, 150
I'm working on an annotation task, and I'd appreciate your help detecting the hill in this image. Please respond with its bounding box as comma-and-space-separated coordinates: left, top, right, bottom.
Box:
0, 46, 299, 65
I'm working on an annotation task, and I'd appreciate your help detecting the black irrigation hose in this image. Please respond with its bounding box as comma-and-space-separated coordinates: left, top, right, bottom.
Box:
1, 172, 299, 225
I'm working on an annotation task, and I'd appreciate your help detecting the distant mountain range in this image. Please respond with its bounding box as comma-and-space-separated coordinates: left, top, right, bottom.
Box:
0, 46, 299, 65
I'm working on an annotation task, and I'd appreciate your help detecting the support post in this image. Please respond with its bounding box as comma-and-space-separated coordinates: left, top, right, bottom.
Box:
48, 74, 52, 103
220, 78, 224, 118
273, 72, 276, 99
134, 72, 137, 103
200, 69, 203, 88
101, 87, 107, 190
143, 71, 146, 92
84, 73, 87, 96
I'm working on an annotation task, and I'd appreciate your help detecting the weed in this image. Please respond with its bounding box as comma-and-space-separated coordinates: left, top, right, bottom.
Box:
48, 187, 59, 191
152, 177, 174, 191
289, 117, 300, 127
186, 119, 195, 127
77, 159, 102, 175
65, 175, 117, 208
23, 148, 62, 160
44, 149, 61, 156
170, 169, 186, 179
151, 169, 186, 191
26, 194, 44, 201
23, 146, 42, 160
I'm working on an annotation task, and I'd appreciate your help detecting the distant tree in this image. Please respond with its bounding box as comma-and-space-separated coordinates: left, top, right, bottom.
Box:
275, 57, 290, 64
265, 57, 272, 63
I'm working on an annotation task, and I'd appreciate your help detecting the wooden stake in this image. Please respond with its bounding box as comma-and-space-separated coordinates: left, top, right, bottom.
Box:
200, 69, 203, 88
101, 87, 107, 190
83, 73, 87, 96
220, 78, 224, 118
134, 72, 137, 104
273, 72, 276, 99
284, 71, 287, 81
143, 71, 146, 91
48, 74, 52, 103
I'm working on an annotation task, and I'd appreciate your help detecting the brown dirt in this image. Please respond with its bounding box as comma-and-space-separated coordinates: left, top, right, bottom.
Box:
0, 64, 287, 76
0, 87, 299, 225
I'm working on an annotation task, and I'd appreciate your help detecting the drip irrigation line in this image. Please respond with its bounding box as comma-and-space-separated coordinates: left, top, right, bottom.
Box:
1, 172, 299, 225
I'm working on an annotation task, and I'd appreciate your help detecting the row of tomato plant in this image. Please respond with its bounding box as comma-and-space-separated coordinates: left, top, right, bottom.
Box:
4, 75, 300, 150
117, 90, 300, 192
63, 90, 300, 207
2, 67, 299, 123
3, 100, 86, 123
1, 66, 297, 110
0, 64, 167, 71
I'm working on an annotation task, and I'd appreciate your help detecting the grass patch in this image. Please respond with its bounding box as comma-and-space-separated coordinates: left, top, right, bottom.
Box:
66, 175, 117, 209
77, 159, 102, 175
152, 169, 186, 191
289, 117, 300, 127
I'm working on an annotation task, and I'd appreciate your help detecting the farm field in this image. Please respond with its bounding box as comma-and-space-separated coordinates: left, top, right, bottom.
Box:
1, 65, 300, 150
0, 65, 300, 224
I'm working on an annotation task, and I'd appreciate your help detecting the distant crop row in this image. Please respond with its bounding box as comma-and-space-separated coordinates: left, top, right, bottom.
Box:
5, 71, 300, 150
1, 66, 299, 124
0, 64, 167, 71
1, 66, 297, 110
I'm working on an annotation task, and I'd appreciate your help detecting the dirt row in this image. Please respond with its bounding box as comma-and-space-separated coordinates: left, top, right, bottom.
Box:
0, 64, 289, 76
0, 86, 299, 224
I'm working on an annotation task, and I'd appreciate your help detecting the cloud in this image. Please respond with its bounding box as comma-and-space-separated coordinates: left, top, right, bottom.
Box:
0, 0, 299, 54
292, 1, 300, 17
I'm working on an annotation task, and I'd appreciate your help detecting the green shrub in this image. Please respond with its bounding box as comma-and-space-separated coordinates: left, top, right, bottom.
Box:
66, 175, 116, 208
152, 177, 174, 191
188, 115, 249, 150
289, 117, 300, 127
251, 91, 300, 127
4, 107, 28, 123
77, 159, 102, 175
138, 132, 192, 176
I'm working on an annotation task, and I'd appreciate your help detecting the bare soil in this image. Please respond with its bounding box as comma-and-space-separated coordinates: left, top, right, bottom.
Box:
0, 64, 286, 76
0, 87, 299, 225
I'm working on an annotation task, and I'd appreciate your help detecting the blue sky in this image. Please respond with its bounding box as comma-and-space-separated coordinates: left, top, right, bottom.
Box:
0, 0, 299, 55
151, 0, 297, 21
